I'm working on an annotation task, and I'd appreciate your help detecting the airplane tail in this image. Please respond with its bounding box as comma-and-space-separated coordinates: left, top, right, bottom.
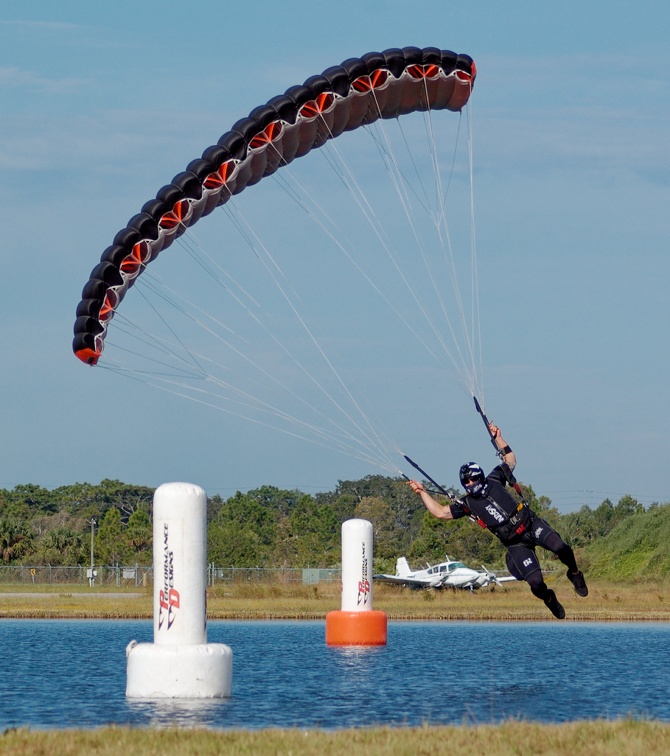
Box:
395, 557, 412, 577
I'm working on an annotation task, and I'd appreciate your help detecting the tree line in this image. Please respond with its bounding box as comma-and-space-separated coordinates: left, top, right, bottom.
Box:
1, 476, 667, 579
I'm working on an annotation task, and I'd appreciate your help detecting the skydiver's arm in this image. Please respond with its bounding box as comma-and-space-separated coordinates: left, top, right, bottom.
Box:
488, 423, 516, 471
407, 480, 455, 520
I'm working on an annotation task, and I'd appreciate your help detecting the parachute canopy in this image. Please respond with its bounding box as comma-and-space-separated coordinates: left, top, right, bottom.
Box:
73, 46, 475, 365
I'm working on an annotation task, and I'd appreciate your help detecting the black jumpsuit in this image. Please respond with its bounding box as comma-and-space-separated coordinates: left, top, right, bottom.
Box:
448, 465, 579, 592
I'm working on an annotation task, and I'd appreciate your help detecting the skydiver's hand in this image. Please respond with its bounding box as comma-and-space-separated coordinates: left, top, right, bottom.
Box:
407, 479, 425, 494
488, 422, 500, 439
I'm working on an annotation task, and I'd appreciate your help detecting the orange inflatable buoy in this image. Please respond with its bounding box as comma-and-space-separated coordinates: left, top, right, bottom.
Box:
325, 609, 388, 646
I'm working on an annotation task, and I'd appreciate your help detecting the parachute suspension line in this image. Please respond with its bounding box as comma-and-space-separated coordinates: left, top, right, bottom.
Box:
263, 146, 475, 460
137, 250, 397, 467
317, 132, 391, 247
424, 99, 482, 401
420, 77, 449, 229
176, 230, 263, 311
95, 215, 395, 469
105, 307, 396, 468
94, 272, 402, 467
366, 83, 435, 222
98, 362, 398, 472
409, 100, 483, 398
423, 105, 480, 397
433, 97, 461, 233
358, 101, 477, 391
273, 121, 478, 414
102, 216, 256, 382
231, 142, 436, 469
316, 112, 468, 380
384, 117, 434, 219
133, 270, 248, 370
177, 366, 377, 461
129, 271, 209, 377
103, 319, 209, 380
386, 110, 476, 387
101, 279, 214, 377
212, 195, 400, 472
262, 139, 476, 434
267, 155, 446, 367
259, 101, 480, 407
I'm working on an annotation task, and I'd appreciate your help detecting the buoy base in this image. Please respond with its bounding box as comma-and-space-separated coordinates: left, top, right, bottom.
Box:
125, 641, 233, 698
325, 610, 388, 646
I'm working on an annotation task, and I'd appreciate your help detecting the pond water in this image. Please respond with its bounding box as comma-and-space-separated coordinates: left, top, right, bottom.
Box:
2, 620, 668, 730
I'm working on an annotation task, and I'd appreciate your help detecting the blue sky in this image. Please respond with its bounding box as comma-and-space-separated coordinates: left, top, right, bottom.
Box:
1, 1, 669, 510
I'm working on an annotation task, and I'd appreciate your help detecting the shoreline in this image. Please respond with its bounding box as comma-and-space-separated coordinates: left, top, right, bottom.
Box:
3, 613, 669, 621
2, 577, 668, 622
2, 602, 669, 621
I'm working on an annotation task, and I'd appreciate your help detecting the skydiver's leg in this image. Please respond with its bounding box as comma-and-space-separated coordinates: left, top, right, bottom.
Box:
529, 517, 588, 597
505, 547, 550, 601
505, 544, 565, 619
543, 531, 578, 572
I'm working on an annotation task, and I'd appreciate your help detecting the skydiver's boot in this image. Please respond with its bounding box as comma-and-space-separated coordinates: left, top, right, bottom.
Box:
567, 569, 588, 597
544, 589, 566, 620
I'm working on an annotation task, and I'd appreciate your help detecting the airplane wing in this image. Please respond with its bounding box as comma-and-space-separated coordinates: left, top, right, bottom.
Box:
373, 574, 435, 588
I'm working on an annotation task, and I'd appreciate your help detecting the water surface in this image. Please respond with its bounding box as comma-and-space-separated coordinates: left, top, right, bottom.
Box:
2, 620, 668, 729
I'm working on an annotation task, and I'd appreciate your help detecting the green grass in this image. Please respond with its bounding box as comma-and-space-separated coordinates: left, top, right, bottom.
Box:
3, 720, 670, 755
585, 506, 670, 580
2, 576, 670, 620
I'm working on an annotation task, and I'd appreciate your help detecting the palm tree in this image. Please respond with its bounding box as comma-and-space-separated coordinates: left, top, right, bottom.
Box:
0, 516, 33, 563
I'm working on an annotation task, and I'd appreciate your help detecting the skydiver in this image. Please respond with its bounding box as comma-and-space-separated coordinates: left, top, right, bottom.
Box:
406, 423, 588, 619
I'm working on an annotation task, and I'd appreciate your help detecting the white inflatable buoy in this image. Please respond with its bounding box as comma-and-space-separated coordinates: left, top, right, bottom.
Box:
126, 482, 232, 698
325, 518, 387, 646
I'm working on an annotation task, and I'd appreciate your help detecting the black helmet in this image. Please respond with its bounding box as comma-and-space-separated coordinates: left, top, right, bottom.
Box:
459, 462, 486, 496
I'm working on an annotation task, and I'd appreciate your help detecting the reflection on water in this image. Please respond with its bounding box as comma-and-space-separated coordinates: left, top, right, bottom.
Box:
1, 619, 669, 730
126, 698, 231, 729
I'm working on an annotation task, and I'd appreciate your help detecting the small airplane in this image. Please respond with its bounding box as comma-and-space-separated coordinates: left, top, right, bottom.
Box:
373, 556, 517, 591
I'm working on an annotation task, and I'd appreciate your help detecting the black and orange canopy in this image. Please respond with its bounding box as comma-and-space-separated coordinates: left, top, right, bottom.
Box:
73, 46, 475, 366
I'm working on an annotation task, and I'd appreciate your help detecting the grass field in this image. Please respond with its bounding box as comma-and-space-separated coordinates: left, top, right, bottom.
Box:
4, 720, 670, 755
1, 574, 669, 621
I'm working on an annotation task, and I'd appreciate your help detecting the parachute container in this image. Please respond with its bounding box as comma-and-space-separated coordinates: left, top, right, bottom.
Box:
326, 518, 387, 646
126, 482, 232, 698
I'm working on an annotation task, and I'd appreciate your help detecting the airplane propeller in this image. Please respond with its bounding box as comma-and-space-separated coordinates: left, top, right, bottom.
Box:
480, 566, 502, 588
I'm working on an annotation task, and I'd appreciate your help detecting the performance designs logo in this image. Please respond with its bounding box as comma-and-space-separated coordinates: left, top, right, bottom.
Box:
534, 526, 544, 538
158, 522, 180, 630
357, 541, 371, 606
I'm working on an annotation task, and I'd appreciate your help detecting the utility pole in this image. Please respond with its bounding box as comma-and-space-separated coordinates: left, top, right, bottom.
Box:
87, 518, 97, 587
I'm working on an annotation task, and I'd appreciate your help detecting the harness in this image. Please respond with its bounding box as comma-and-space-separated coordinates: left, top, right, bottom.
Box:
462, 489, 532, 542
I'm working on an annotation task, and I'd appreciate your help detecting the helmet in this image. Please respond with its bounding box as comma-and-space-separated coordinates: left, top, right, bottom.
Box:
459, 462, 486, 497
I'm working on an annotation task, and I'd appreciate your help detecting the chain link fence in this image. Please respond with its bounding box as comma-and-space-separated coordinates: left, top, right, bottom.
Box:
210, 566, 340, 585
0, 564, 340, 587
